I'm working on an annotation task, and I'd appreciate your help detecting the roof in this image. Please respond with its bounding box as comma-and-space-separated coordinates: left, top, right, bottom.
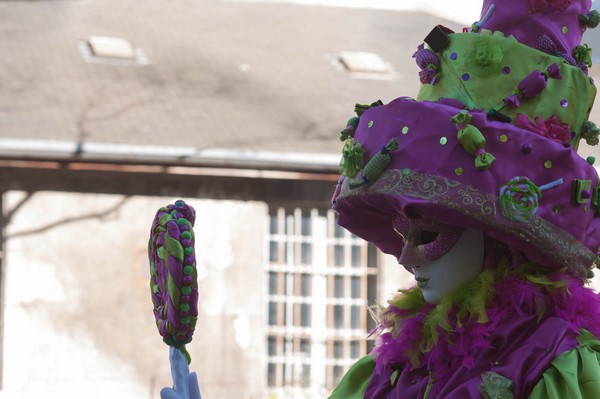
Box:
1, 0, 600, 168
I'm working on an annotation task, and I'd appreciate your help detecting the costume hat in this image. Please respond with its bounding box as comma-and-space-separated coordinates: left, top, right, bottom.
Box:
333, 0, 600, 279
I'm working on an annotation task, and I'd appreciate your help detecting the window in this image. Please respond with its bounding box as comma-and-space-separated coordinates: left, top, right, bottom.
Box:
266, 208, 378, 396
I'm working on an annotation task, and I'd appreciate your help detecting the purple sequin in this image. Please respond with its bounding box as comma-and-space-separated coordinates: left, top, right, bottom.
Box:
462, 73, 470, 81
450, 52, 457, 60
560, 99, 568, 108
502, 66, 511, 74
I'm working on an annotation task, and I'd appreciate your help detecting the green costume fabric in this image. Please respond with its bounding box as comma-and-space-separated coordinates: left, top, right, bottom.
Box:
328, 355, 375, 399
329, 330, 600, 399
417, 31, 595, 141
528, 330, 600, 399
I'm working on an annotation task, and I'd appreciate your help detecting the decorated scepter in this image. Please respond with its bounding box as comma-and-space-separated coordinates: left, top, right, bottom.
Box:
149, 200, 202, 399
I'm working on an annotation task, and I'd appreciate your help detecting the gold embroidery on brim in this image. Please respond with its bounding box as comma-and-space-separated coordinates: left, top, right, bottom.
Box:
337, 169, 593, 278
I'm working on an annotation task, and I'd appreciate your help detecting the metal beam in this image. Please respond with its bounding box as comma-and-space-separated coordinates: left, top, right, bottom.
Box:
0, 160, 340, 209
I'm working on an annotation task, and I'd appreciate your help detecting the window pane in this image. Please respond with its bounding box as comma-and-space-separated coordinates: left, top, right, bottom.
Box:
350, 340, 360, 359
334, 276, 344, 298
351, 276, 361, 298
300, 304, 311, 327
300, 338, 310, 355
351, 246, 362, 267
301, 243, 312, 265
334, 223, 345, 238
301, 214, 311, 236
334, 245, 344, 266
284, 272, 291, 295
268, 303, 278, 325
367, 243, 378, 267
269, 272, 278, 295
301, 273, 311, 296
334, 305, 344, 328
333, 366, 344, 384
351, 305, 361, 329
268, 363, 277, 387
269, 241, 278, 262
333, 340, 343, 358
270, 214, 278, 234
268, 336, 277, 356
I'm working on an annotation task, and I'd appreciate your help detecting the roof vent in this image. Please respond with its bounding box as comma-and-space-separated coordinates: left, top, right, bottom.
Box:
78, 36, 149, 66
337, 51, 395, 80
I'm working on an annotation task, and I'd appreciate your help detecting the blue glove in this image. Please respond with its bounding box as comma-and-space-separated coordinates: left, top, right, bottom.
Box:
160, 346, 202, 399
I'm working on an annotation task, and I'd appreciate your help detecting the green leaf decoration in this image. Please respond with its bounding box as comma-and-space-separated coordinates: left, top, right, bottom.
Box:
348, 138, 399, 189
452, 111, 495, 170
579, 10, 600, 29
340, 116, 360, 141
479, 371, 514, 399
474, 35, 504, 67
457, 124, 487, 154
573, 44, 593, 67
475, 152, 496, 170
339, 139, 365, 177
354, 100, 384, 116
450, 110, 473, 125
582, 121, 600, 146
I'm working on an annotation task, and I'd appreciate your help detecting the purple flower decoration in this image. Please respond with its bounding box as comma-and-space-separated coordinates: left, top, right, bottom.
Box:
503, 94, 521, 108
419, 68, 437, 84
535, 34, 577, 65
413, 43, 439, 85
529, 0, 572, 13
503, 64, 562, 108
514, 113, 571, 143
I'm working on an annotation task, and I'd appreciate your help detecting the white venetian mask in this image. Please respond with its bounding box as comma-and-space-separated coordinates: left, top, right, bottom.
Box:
393, 215, 485, 304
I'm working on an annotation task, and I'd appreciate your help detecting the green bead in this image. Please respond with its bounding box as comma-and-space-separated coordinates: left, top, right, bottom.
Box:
182, 286, 192, 295
588, 270, 595, 279
181, 231, 192, 240
181, 317, 192, 324
587, 156, 596, 166
175, 200, 184, 207
159, 213, 172, 226
183, 265, 194, 275
184, 247, 194, 256
180, 303, 190, 312
177, 218, 189, 226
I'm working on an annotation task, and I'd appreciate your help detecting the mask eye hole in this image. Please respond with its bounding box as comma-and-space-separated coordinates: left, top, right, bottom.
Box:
417, 231, 439, 245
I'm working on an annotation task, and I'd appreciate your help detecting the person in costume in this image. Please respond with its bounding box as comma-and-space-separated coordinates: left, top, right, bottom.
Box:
329, 0, 600, 397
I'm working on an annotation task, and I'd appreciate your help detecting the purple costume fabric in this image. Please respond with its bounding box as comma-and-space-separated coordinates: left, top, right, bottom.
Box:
334, 97, 599, 278
478, 0, 590, 56
363, 270, 600, 398
365, 316, 578, 398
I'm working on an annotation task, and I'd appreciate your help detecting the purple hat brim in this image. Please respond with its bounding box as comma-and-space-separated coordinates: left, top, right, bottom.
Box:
334, 98, 599, 278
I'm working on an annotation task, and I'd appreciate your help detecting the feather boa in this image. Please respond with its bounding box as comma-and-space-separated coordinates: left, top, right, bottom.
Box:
371, 259, 600, 385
